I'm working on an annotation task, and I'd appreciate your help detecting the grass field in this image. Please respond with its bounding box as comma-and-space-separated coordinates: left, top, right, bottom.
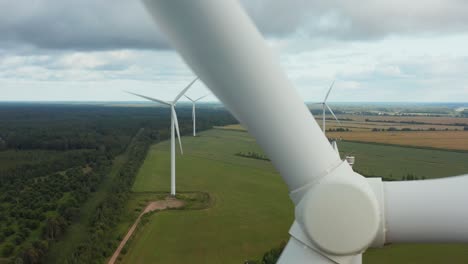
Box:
338, 141, 468, 179
123, 129, 292, 264
120, 128, 468, 263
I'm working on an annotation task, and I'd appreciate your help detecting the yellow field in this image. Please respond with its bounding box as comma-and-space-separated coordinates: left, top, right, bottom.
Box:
214, 124, 247, 131
323, 122, 465, 131
327, 131, 468, 151
218, 121, 468, 151
315, 115, 467, 132
341, 115, 468, 125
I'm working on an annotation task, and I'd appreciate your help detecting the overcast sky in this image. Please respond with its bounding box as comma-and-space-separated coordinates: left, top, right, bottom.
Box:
1, 0, 467, 102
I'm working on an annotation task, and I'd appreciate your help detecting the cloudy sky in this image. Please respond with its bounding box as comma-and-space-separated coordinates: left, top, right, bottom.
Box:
1, 0, 467, 102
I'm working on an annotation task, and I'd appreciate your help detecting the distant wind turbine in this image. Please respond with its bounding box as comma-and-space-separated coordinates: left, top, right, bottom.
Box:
314, 81, 341, 133
312, 81, 343, 155
185, 94, 207, 136
125, 77, 198, 196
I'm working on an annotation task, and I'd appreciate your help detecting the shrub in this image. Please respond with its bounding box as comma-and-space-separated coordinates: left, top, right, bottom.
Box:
260, 241, 286, 264
13, 234, 24, 245
3, 226, 14, 237
2, 242, 15, 257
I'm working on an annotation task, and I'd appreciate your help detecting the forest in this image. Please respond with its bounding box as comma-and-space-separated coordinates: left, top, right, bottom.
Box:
0, 103, 235, 264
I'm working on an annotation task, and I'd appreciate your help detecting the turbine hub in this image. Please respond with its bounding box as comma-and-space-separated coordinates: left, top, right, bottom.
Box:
295, 162, 380, 256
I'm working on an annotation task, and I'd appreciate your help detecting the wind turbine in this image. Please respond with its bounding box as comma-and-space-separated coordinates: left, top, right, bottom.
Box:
314, 82, 343, 155
184, 94, 207, 136
315, 81, 341, 133
126, 77, 198, 196
141, 1, 468, 263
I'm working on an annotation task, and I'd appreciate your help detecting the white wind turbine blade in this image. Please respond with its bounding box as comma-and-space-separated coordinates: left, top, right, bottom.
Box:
384, 175, 468, 244
322, 103, 326, 132
143, 0, 341, 191
173, 77, 199, 103
195, 94, 208, 101
171, 106, 183, 154
323, 80, 335, 102
143, 0, 380, 261
184, 95, 195, 102
325, 103, 342, 126
125, 91, 171, 106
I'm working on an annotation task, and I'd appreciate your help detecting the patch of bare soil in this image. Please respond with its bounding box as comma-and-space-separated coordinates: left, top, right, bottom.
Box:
108, 197, 184, 264
143, 197, 184, 213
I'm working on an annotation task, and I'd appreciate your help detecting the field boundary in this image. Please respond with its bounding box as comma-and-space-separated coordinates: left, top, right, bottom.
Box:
213, 126, 248, 133
341, 139, 468, 153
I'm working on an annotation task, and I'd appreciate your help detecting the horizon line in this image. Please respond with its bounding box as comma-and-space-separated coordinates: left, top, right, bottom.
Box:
0, 100, 467, 104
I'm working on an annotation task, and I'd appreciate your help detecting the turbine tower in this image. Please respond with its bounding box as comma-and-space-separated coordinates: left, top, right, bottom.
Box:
141, 1, 468, 263
185, 94, 207, 136
126, 77, 198, 196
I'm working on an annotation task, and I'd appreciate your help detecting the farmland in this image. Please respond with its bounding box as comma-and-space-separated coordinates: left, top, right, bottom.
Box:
328, 131, 468, 151
342, 115, 468, 125
123, 129, 292, 264
120, 128, 468, 263
338, 141, 468, 179
1, 103, 468, 263
220, 114, 468, 151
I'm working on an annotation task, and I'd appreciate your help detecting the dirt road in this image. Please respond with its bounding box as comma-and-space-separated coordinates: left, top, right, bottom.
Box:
107, 197, 184, 264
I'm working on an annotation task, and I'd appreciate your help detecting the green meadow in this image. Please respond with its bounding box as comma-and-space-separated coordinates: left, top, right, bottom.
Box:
339, 141, 468, 179
123, 129, 468, 264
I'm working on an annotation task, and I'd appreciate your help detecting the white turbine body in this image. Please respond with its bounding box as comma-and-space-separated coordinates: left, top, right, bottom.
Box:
126, 77, 197, 196
185, 95, 207, 136
141, 0, 468, 263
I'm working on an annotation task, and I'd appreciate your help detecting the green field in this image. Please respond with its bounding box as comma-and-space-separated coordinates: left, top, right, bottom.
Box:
339, 141, 468, 179
125, 129, 292, 263
123, 129, 468, 263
